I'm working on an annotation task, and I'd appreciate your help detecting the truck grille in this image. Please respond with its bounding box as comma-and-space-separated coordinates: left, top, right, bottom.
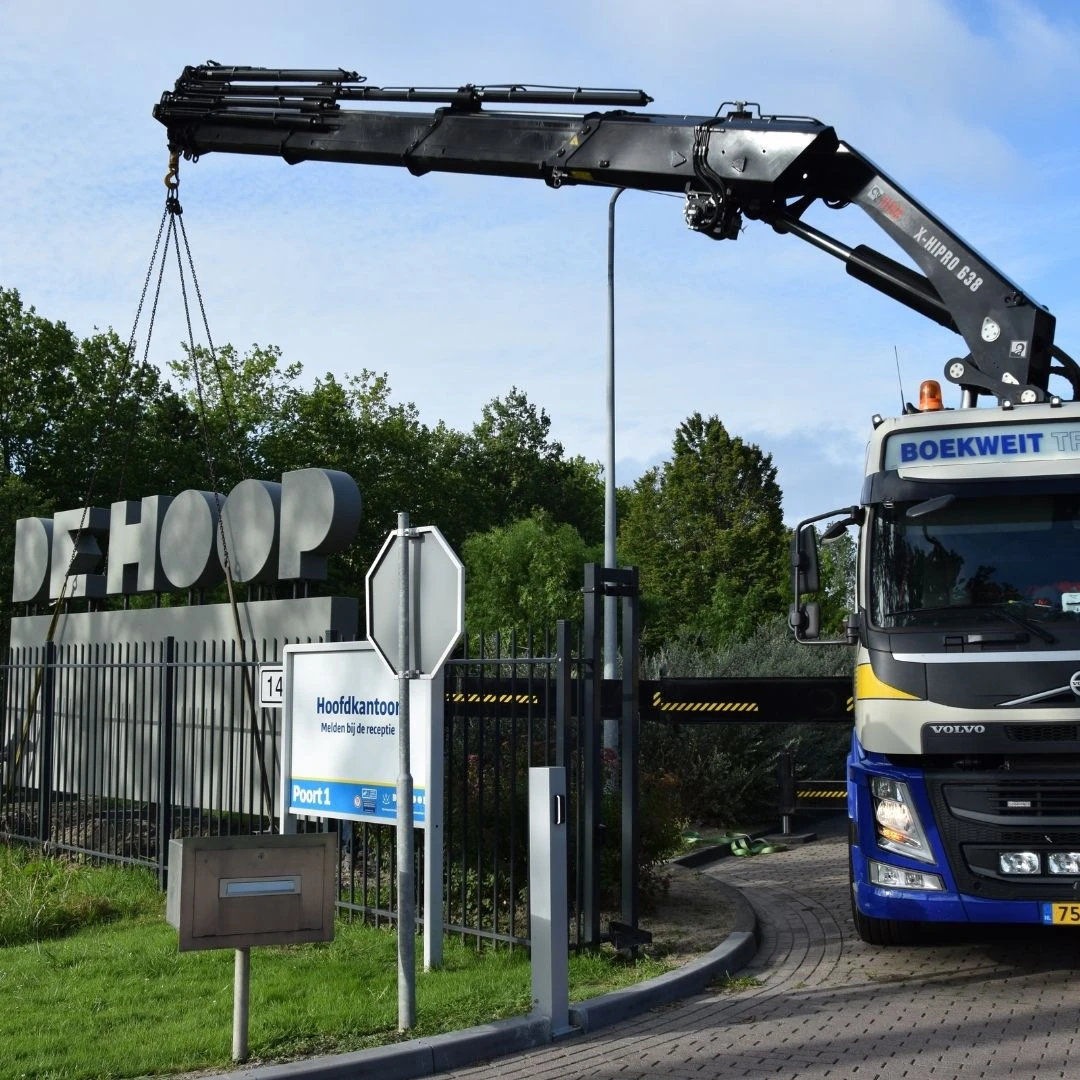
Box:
1005, 724, 1078, 742
944, 781, 1080, 821
926, 773, 1080, 900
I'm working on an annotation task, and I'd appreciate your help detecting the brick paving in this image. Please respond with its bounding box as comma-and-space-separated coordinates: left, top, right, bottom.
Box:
441, 817, 1080, 1079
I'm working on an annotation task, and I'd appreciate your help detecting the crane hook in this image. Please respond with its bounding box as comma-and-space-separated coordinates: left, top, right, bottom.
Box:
164, 150, 180, 191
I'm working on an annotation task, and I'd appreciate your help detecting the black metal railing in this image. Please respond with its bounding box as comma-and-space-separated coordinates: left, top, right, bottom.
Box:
0, 620, 612, 950
0, 638, 287, 885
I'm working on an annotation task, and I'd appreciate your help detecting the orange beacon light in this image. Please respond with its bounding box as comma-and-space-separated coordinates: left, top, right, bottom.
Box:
919, 380, 945, 411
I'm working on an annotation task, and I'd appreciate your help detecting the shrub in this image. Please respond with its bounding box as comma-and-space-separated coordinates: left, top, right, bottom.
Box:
599, 752, 687, 907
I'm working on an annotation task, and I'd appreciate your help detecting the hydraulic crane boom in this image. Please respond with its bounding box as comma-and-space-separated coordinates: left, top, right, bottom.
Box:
154, 63, 1076, 404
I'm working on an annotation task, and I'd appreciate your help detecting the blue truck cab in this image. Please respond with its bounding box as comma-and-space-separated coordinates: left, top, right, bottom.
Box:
795, 395, 1080, 944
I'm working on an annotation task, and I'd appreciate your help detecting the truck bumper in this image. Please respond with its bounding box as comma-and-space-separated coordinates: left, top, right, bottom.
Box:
850, 736, 1080, 928
853, 876, 1046, 926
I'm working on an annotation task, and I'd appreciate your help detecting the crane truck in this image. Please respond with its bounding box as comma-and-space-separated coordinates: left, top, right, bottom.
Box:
155, 65, 1080, 944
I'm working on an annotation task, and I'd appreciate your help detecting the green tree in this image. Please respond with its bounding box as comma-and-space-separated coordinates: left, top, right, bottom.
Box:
2, 289, 609, 634
168, 342, 301, 489
462, 510, 599, 634
0, 288, 80, 484
619, 413, 788, 647
466, 388, 603, 543
261, 369, 473, 600
1, 287, 200, 506
1, 287, 211, 625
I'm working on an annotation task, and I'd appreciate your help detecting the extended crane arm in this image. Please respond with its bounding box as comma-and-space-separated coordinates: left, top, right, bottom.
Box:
154, 64, 1072, 403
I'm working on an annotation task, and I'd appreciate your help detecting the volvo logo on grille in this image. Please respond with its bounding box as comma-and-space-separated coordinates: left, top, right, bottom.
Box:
1070, 671, 1080, 697
928, 724, 986, 735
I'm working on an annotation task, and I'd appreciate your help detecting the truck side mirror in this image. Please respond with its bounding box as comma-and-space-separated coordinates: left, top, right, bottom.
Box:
792, 525, 820, 596
789, 600, 821, 641
790, 506, 861, 648
821, 507, 864, 541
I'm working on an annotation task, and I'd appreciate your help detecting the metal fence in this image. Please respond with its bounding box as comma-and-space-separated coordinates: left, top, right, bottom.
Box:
333, 624, 589, 947
0, 637, 286, 884
442, 625, 581, 947
0, 621, 609, 949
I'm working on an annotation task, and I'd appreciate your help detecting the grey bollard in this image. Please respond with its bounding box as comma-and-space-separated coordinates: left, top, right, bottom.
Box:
529, 766, 573, 1037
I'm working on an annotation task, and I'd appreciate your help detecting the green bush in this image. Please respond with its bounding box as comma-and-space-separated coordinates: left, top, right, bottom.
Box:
599, 752, 687, 907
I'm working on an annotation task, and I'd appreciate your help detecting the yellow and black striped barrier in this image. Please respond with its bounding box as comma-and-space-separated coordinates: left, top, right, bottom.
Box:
648, 691, 759, 716
643, 677, 852, 724
795, 782, 847, 808
446, 691, 539, 706
443, 675, 854, 724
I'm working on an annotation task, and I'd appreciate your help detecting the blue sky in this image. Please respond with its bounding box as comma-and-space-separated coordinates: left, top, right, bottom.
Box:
2, 0, 1079, 526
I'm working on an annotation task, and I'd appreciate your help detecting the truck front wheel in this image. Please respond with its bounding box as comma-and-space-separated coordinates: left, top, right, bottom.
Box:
848, 836, 920, 946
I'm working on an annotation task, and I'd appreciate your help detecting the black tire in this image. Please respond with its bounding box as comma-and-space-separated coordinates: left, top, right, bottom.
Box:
848, 836, 920, 946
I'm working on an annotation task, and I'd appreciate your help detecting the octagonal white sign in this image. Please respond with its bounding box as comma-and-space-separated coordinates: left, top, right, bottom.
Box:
365, 524, 464, 678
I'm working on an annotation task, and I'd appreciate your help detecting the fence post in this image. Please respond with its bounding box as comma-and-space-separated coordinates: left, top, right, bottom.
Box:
619, 567, 640, 936
38, 640, 56, 847
581, 564, 603, 947
778, 748, 796, 836
158, 637, 176, 889
554, 620, 572, 770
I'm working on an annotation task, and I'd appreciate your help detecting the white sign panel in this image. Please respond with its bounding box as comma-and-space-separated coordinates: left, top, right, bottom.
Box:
884, 421, 1080, 472
282, 641, 437, 827
258, 664, 284, 708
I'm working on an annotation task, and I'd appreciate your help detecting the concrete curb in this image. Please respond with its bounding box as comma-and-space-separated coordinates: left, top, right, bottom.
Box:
233, 1015, 554, 1080
672, 829, 772, 869
211, 881, 760, 1079
570, 884, 759, 1033
673, 841, 742, 868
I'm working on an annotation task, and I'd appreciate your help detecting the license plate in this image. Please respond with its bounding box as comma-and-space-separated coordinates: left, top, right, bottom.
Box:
1043, 902, 1080, 925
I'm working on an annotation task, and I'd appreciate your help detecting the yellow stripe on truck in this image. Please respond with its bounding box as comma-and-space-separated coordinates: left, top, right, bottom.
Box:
855, 663, 920, 701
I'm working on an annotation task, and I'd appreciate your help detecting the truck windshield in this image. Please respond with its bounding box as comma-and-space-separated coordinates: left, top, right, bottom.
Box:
869, 494, 1080, 629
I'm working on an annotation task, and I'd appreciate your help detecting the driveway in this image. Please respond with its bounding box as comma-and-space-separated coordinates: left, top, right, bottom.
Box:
444, 816, 1080, 1079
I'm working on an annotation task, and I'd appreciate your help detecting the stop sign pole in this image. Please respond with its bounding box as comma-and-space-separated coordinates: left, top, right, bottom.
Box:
366, 512, 464, 1034
395, 511, 417, 1032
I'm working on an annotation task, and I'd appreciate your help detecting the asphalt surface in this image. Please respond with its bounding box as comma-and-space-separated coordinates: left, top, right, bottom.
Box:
227, 814, 1080, 1079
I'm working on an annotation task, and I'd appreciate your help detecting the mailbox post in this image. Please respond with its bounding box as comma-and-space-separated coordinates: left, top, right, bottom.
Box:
166, 833, 336, 1061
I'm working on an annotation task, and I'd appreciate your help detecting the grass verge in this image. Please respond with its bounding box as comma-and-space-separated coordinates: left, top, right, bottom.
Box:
0, 845, 671, 1079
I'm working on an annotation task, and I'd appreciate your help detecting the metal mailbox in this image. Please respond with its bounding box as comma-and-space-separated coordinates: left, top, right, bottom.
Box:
166, 833, 336, 952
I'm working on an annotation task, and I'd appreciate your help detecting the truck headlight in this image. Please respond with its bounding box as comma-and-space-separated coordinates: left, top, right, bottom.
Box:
868, 860, 944, 891
1048, 852, 1080, 875
871, 776, 934, 864
999, 851, 1040, 875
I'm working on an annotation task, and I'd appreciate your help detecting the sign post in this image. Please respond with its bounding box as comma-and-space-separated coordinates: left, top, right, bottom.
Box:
396, 511, 416, 1034
365, 515, 464, 1034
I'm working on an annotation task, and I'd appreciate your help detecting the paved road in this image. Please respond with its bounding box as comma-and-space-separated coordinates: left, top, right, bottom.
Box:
444, 817, 1080, 1079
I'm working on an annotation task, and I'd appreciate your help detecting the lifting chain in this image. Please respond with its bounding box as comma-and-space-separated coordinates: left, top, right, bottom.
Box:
12, 154, 276, 813
154, 150, 276, 809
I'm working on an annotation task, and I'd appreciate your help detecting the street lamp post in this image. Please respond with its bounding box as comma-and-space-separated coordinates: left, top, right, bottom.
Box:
604, 188, 625, 746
